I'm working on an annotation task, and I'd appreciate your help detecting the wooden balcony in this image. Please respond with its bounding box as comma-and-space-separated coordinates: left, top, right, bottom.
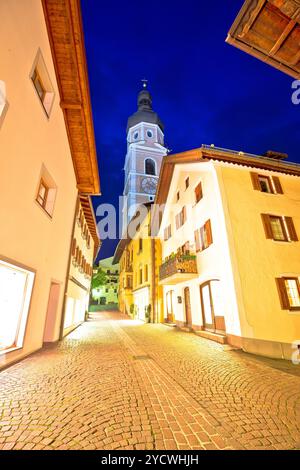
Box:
159, 254, 198, 285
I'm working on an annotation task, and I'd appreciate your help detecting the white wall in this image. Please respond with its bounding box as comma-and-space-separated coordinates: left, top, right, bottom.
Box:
160, 162, 242, 335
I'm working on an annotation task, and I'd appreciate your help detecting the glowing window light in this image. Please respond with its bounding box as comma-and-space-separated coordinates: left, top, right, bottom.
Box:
0, 260, 35, 352
285, 279, 300, 308
74, 299, 85, 324
64, 297, 74, 328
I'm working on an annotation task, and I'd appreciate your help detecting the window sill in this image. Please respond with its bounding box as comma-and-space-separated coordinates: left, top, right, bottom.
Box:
257, 190, 283, 196
196, 245, 212, 253
0, 345, 23, 356
35, 200, 53, 220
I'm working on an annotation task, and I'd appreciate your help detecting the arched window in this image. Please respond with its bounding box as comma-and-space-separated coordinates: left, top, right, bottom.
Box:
145, 158, 156, 176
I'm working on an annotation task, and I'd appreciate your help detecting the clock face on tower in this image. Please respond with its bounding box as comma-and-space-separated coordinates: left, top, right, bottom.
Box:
141, 177, 157, 195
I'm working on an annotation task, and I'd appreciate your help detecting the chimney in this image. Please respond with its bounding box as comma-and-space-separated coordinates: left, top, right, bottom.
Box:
263, 150, 288, 160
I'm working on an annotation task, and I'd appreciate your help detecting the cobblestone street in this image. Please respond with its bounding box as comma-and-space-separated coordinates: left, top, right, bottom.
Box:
0, 311, 300, 450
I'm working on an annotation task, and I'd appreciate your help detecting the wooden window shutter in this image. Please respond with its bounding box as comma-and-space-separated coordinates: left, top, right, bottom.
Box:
285, 217, 298, 241
175, 213, 180, 230
250, 172, 260, 190
71, 238, 76, 256
275, 278, 290, 309
205, 220, 213, 246
272, 176, 283, 194
164, 227, 168, 241
182, 206, 186, 224
261, 214, 273, 239
195, 182, 203, 202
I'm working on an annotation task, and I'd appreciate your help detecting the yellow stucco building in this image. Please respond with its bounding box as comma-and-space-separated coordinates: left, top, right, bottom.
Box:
155, 145, 300, 360
113, 204, 163, 323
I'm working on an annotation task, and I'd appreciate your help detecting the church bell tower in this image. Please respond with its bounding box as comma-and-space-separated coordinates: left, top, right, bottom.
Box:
122, 82, 167, 231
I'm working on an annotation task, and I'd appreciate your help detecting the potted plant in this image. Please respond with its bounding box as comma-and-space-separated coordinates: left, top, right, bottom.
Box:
129, 303, 135, 319
145, 304, 151, 323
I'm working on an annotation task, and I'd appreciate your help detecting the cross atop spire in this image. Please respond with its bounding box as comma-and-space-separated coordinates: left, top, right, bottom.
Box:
141, 78, 148, 89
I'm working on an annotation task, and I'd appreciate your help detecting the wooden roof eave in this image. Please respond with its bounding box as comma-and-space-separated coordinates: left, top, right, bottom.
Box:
226, 0, 300, 80
42, 0, 101, 195
79, 195, 100, 260
155, 146, 300, 215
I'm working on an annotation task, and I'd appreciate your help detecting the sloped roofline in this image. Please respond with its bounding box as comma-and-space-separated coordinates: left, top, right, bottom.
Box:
155, 144, 300, 209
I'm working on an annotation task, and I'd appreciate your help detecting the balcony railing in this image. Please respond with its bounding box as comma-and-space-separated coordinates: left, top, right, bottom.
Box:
159, 254, 198, 283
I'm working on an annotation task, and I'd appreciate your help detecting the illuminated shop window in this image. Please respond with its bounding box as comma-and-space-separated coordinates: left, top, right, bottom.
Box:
0, 260, 35, 352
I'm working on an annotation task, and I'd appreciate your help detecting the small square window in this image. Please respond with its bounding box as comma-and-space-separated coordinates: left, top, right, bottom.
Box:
37, 180, 48, 207
270, 216, 287, 241
32, 69, 46, 101
36, 166, 57, 218
285, 279, 300, 308
31, 50, 55, 117
258, 176, 273, 194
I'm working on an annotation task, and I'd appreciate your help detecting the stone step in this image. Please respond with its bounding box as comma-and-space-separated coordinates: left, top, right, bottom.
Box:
179, 326, 193, 333
194, 329, 227, 345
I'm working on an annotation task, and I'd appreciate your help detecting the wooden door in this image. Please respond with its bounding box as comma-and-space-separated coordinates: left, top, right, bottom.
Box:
200, 280, 226, 333
184, 287, 192, 327
166, 290, 174, 323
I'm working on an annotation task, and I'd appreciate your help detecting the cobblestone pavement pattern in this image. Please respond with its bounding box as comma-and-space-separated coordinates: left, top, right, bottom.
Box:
0, 311, 299, 450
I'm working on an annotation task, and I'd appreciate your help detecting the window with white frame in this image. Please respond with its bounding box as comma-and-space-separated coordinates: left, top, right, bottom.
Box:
31, 50, 55, 117
36, 165, 57, 217
0, 259, 35, 352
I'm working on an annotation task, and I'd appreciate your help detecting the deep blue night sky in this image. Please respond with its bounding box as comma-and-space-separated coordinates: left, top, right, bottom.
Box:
81, 0, 300, 261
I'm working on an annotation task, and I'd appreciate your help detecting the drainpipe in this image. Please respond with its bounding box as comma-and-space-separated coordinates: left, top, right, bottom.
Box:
59, 193, 80, 340
151, 238, 157, 323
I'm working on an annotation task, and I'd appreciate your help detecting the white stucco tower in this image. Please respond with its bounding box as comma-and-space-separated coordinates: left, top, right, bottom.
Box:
122, 84, 167, 231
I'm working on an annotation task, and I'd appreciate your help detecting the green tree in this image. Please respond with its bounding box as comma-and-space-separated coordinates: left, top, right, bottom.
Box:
91, 266, 107, 290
